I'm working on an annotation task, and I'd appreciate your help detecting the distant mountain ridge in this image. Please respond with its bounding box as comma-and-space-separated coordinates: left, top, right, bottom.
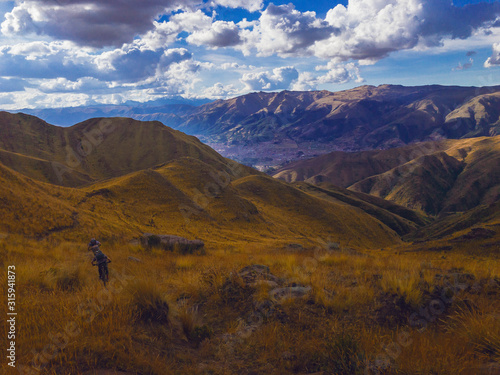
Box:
179, 84, 500, 149
9, 84, 500, 168
18, 103, 195, 128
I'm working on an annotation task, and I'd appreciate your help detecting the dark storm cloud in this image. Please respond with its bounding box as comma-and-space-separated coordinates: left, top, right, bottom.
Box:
2, 0, 198, 47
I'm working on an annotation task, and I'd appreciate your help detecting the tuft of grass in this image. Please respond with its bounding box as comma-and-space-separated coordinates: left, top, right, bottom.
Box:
448, 305, 500, 362
128, 280, 170, 324
326, 333, 364, 375
175, 256, 196, 271
55, 266, 85, 292
380, 269, 424, 308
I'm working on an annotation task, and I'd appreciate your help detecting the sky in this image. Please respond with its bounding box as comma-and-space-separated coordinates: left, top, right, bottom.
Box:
0, 0, 500, 109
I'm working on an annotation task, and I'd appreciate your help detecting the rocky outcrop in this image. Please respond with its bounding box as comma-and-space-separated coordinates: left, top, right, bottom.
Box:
141, 233, 204, 253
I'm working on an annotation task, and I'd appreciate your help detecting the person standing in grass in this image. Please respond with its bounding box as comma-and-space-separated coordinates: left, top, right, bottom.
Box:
91, 249, 111, 285
88, 238, 101, 254
88, 238, 111, 285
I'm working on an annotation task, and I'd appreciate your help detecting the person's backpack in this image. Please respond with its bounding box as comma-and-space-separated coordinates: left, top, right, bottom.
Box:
94, 250, 107, 264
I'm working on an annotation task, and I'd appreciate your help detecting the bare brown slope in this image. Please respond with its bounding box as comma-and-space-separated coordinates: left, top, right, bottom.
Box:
441, 137, 500, 213
0, 112, 242, 186
178, 85, 500, 148
349, 137, 500, 215
444, 91, 500, 138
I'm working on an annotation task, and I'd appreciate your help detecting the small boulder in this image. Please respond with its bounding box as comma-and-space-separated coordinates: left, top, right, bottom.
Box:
269, 286, 312, 301
141, 233, 204, 253
284, 243, 304, 252
238, 264, 280, 285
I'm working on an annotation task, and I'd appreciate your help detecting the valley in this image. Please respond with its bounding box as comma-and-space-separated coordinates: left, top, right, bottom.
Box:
17, 84, 500, 170
1, 94, 499, 375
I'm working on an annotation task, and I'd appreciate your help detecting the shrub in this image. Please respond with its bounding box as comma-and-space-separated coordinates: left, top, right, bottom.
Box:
174, 242, 204, 255
292, 333, 364, 374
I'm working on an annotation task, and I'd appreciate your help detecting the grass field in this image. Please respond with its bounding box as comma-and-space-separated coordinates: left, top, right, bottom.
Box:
2, 234, 499, 374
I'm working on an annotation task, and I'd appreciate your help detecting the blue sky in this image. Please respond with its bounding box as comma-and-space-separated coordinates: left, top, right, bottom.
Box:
0, 0, 499, 109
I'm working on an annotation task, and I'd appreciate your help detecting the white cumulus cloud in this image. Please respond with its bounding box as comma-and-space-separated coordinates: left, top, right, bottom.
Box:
485, 43, 500, 67
239, 3, 336, 57
241, 66, 299, 91
203, 82, 239, 98
187, 20, 241, 47
211, 0, 263, 13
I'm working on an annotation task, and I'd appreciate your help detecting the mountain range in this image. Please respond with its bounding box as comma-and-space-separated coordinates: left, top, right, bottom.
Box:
13, 84, 500, 169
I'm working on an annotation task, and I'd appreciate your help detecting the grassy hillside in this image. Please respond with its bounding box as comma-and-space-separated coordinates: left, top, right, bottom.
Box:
0, 112, 240, 186
275, 136, 500, 218
293, 182, 430, 236
0, 156, 402, 249
273, 139, 461, 187
2, 228, 499, 374
350, 152, 465, 215
441, 137, 500, 213
0, 161, 77, 237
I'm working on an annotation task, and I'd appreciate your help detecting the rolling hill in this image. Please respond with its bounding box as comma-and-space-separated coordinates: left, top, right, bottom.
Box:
0, 114, 407, 249
1, 112, 496, 246
274, 136, 500, 219
0, 112, 244, 186
0, 156, 403, 248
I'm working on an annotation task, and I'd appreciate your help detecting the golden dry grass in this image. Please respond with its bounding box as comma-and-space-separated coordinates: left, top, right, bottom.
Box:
2, 234, 499, 374
0, 116, 499, 374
